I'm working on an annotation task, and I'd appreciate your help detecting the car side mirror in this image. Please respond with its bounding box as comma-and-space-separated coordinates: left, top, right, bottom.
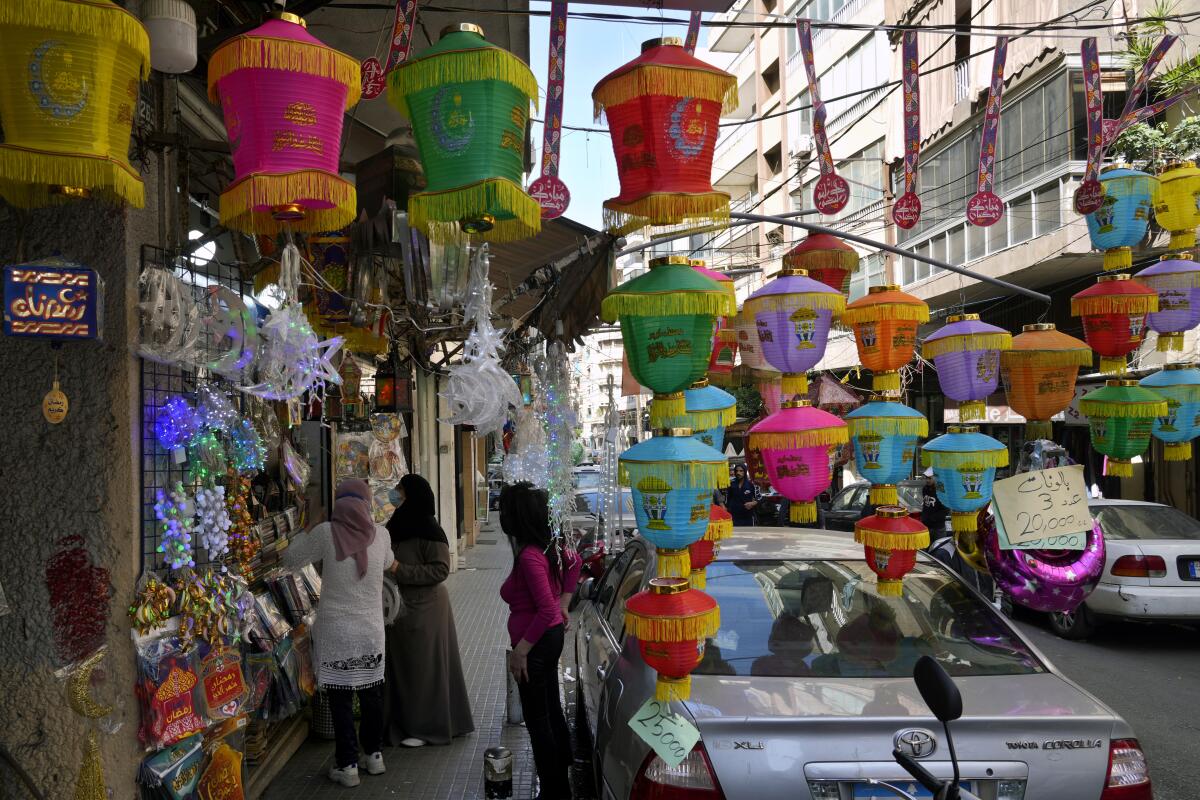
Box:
580, 576, 597, 602
913, 655, 962, 723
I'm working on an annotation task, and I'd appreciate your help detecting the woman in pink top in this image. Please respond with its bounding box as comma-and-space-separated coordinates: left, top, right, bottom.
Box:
499, 483, 581, 800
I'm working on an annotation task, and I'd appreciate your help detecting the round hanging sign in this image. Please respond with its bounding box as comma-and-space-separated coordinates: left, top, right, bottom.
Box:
360, 57, 386, 100
814, 173, 850, 215
1074, 178, 1105, 215
43, 380, 68, 424
966, 191, 1004, 227
529, 175, 570, 220
893, 191, 922, 229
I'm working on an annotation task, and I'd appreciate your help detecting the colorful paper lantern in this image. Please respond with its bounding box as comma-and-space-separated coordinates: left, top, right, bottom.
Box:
705, 504, 732, 544
855, 507, 930, 596
1080, 380, 1168, 478
619, 428, 728, 577
687, 538, 718, 589
843, 285, 929, 391
1153, 160, 1200, 251
592, 37, 737, 233
1139, 365, 1200, 461
601, 255, 734, 428
844, 400, 928, 506
691, 261, 738, 383
207, 12, 360, 234
624, 577, 720, 701
1001, 323, 1092, 439
388, 24, 540, 242
782, 233, 860, 295
1135, 254, 1200, 352
748, 400, 848, 524
922, 425, 1008, 535
684, 379, 736, 451
1071, 273, 1158, 375
744, 414, 774, 490
922, 314, 1011, 422
0, 0, 150, 208
1085, 165, 1158, 271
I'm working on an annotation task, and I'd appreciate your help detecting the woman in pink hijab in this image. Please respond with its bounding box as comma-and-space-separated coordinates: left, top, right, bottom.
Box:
284, 479, 395, 788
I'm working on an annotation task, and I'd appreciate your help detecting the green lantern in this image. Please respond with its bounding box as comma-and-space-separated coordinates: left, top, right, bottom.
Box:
1079, 379, 1168, 479
601, 255, 735, 428
387, 23, 540, 243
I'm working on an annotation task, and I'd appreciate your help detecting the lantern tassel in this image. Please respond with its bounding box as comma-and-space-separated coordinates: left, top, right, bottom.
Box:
1157, 333, 1184, 352
1099, 356, 1129, 375
655, 675, 693, 703
1070, 295, 1158, 316
686, 405, 737, 432
1026, 420, 1054, 440
958, 400, 986, 422
689, 569, 707, 590
1105, 458, 1134, 478
872, 371, 902, 391
750, 428, 849, 451
868, 485, 898, 506
387, 47, 539, 117
1165, 442, 1192, 461
209, 33, 362, 107
855, 526, 930, 550
781, 373, 809, 398
704, 517, 732, 542
841, 303, 931, 327
1002, 349, 1094, 368
408, 178, 542, 244
1103, 247, 1133, 271
846, 416, 929, 438
922, 332, 1013, 359
625, 606, 721, 643
594, 67, 738, 119
0, 1, 150, 74
744, 292, 847, 316
875, 579, 904, 597
922, 450, 1009, 470
603, 193, 731, 238
619, 460, 729, 489
790, 501, 817, 524
0, 145, 145, 210
951, 512, 979, 533
1168, 230, 1198, 250
601, 281, 736, 322
649, 393, 687, 429
654, 548, 692, 579
1079, 399, 1169, 418
219, 169, 356, 235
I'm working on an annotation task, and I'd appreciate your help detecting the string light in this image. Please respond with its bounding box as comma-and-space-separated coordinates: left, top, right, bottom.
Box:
194, 485, 233, 566
155, 395, 199, 461
228, 419, 266, 474
155, 483, 195, 570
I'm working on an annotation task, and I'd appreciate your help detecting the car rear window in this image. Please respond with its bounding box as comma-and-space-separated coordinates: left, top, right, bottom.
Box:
897, 484, 923, 510
1092, 504, 1200, 540
695, 560, 1044, 679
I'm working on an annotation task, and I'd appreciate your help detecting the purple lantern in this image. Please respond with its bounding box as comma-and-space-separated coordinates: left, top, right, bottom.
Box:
921, 314, 1012, 422
1135, 254, 1200, 352
743, 268, 846, 403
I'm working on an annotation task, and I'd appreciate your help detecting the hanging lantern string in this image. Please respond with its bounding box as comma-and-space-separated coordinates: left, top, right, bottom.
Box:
279, 239, 302, 306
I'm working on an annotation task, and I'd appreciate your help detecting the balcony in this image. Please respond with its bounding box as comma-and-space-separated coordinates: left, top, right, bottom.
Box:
707, 0, 756, 53
954, 60, 971, 104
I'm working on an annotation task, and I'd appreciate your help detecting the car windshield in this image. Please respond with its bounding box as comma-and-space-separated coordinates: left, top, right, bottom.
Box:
572, 490, 634, 515
1091, 504, 1200, 540
695, 560, 1043, 679
574, 471, 602, 490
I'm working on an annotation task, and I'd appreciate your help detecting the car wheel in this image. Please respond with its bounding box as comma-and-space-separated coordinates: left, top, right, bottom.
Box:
1049, 604, 1097, 640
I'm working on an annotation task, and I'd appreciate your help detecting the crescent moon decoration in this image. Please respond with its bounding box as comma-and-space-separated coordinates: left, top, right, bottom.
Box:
669, 97, 707, 160
430, 87, 474, 156
68, 648, 115, 720
29, 41, 88, 120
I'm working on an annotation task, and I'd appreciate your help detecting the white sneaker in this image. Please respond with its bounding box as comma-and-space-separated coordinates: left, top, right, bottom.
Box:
364, 752, 385, 775
400, 737, 425, 748
329, 765, 360, 787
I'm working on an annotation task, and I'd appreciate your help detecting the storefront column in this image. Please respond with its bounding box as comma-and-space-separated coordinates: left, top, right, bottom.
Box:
411, 367, 460, 570
436, 378, 460, 568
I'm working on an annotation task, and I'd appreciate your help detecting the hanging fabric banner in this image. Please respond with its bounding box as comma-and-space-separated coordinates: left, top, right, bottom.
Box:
384, 0, 420, 73
529, 0, 571, 219
894, 30, 921, 229
1074, 37, 1105, 214
684, 11, 703, 54
1107, 34, 1177, 144
797, 19, 849, 215
966, 36, 1009, 227
1110, 86, 1200, 140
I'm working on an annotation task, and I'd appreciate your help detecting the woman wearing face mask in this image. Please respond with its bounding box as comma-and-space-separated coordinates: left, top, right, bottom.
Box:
383, 474, 474, 748
727, 463, 761, 527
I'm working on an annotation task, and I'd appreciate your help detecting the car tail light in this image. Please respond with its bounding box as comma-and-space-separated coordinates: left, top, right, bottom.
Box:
630, 744, 725, 799
1111, 555, 1168, 578
1102, 739, 1152, 799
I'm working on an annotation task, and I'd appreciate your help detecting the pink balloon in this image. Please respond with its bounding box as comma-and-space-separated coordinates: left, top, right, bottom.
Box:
978, 513, 1106, 613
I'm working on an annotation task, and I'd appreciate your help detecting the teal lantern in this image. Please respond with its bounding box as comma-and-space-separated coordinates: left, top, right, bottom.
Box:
1086, 165, 1159, 272
683, 378, 736, 451
922, 425, 1008, 535
845, 400, 928, 506
1139, 364, 1200, 462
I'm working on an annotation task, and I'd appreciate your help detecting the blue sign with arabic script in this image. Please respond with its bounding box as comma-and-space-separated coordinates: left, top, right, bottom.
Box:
3, 261, 103, 339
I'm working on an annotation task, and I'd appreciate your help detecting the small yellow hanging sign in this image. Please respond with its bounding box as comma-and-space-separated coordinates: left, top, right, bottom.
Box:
43, 379, 68, 424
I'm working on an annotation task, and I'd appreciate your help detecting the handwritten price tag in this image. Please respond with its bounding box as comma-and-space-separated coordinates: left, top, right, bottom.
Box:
629, 698, 701, 768
992, 465, 1091, 547
993, 507, 1087, 551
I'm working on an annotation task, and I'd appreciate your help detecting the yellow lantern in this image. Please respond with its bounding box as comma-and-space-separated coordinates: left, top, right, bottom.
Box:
0, 0, 151, 208
1154, 161, 1200, 251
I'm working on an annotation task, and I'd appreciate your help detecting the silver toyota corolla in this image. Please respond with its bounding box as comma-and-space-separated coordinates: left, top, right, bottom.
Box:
574, 528, 1153, 800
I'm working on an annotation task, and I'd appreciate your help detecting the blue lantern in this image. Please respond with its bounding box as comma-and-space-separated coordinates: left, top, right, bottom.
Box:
1140, 365, 1200, 461
620, 429, 727, 578
1086, 165, 1159, 272
922, 425, 1008, 535
845, 400, 928, 506
684, 379, 737, 451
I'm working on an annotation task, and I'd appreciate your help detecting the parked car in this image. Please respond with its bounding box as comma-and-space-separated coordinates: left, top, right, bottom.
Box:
575, 528, 1150, 800
574, 466, 603, 491
820, 479, 925, 530
1048, 498, 1200, 638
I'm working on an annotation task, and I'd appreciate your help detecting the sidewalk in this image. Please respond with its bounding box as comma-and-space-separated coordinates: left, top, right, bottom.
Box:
265, 519, 540, 800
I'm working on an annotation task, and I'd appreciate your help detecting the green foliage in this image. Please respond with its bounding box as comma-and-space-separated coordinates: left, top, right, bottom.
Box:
1123, 0, 1200, 99
1110, 116, 1200, 171
731, 383, 764, 419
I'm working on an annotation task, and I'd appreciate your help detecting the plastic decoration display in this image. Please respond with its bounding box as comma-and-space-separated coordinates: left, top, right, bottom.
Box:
228, 419, 266, 474
844, 400, 928, 506
619, 429, 728, 578
195, 382, 239, 434
592, 37, 737, 233
692, 261, 737, 382
687, 538, 717, 589
782, 233, 860, 295
842, 285, 929, 391
207, 12, 360, 234
623, 577, 720, 701
187, 430, 228, 486
241, 303, 343, 400
1079, 380, 1168, 478
1085, 165, 1158, 271
194, 486, 232, 563
155, 483, 195, 570
199, 286, 258, 382
922, 425, 1008, 535
1139, 365, 1200, 460
138, 267, 199, 365
744, 268, 846, 401
155, 396, 199, 461
854, 507, 930, 596
388, 24, 540, 243
1135, 254, 1200, 352
0, 0, 151, 208
1153, 160, 1200, 251
922, 314, 1011, 422
683, 379, 736, 451
1001, 323, 1092, 439
224, 476, 258, 577
748, 400, 848, 524
1071, 273, 1157, 375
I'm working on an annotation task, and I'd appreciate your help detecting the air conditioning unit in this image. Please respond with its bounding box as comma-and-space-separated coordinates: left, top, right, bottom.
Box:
792, 133, 814, 157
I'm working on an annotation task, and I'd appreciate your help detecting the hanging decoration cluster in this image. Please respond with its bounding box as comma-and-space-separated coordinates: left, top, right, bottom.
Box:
1000, 324, 1092, 440
541, 342, 580, 532
1140, 365, 1200, 461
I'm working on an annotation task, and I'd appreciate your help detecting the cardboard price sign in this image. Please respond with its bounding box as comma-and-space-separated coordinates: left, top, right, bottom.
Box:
629, 698, 701, 768
992, 465, 1091, 547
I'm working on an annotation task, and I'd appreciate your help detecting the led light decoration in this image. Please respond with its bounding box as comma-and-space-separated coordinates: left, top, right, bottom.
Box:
843, 285, 929, 391
1135, 254, 1200, 352
855, 507, 929, 596
194, 485, 232, 565
155, 395, 199, 460
241, 303, 343, 400
782, 233, 859, 295
922, 314, 1011, 422
1071, 273, 1157, 375
155, 483, 195, 570
623, 577, 720, 701
922, 425, 1008, 537
1153, 160, 1200, 251
1080, 380, 1168, 478
1085, 165, 1158, 271
749, 400, 848, 524
844, 399, 928, 506
1001, 323, 1092, 439
195, 382, 239, 434
228, 419, 266, 474
1140, 365, 1200, 461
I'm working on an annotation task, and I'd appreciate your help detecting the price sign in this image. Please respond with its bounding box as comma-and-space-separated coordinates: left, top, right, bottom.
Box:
994, 507, 1088, 551
629, 698, 701, 768
992, 465, 1091, 548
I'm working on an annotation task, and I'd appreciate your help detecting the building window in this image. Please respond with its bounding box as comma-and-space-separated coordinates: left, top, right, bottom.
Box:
1010, 192, 1034, 245
987, 212, 1008, 254
1035, 181, 1060, 235
947, 225, 965, 265
967, 222, 985, 262
763, 59, 781, 97
824, 33, 889, 125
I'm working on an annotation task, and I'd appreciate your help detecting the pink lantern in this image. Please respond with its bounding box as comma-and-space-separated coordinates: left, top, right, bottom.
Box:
749, 400, 848, 524
758, 379, 783, 415
921, 314, 1012, 422
208, 12, 360, 234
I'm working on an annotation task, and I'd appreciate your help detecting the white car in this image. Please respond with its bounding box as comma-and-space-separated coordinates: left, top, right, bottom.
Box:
1049, 499, 1200, 638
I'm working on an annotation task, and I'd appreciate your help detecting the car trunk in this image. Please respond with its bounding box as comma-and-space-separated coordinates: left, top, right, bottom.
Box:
1134, 539, 1200, 586
685, 673, 1115, 800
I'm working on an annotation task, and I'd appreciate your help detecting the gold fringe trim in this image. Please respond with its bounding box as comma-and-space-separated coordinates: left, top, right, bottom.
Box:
875, 579, 904, 597
704, 516, 732, 542
922, 450, 1009, 469
869, 485, 898, 505
625, 604, 721, 643
855, 526, 929, 550
750, 427, 849, 451
1168, 230, 1197, 250
1165, 441, 1192, 461
619, 459, 729, 489
782, 373, 809, 398
388, 45, 538, 117
744, 291, 846, 317
1105, 458, 1134, 478
650, 393, 689, 429
593, 65, 738, 118
1099, 356, 1129, 376
655, 675, 692, 702
0, 144, 145, 209
842, 303, 930, 327
689, 569, 707, 590
685, 405, 737, 432
601, 287, 735, 322
1141, 271, 1200, 290
1079, 399, 1169, 418
846, 416, 929, 438
1026, 420, 1054, 440
1072, 294, 1158, 317
409, 178, 541, 244
603, 193, 731, 237
923, 332, 1013, 359
1001, 349, 1093, 368
951, 511, 979, 533
1103, 247, 1132, 271
209, 35, 361, 108
790, 501, 817, 524
0, 0, 150, 76
959, 400, 986, 422
219, 169, 355, 235
655, 548, 692, 579
873, 371, 901, 391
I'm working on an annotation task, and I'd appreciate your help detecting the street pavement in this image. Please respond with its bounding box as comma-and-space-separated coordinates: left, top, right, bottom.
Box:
1015, 616, 1200, 800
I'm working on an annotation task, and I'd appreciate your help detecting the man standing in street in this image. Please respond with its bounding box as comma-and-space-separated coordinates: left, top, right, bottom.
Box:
727, 464, 760, 527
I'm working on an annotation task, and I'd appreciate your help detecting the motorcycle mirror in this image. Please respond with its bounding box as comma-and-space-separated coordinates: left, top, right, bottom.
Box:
913, 655, 962, 723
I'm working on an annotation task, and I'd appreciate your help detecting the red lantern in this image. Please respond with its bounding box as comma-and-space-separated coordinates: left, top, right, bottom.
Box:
1071, 274, 1158, 375
706, 504, 732, 543
688, 538, 718, 589
592, 37, 737, 233
855, 507, 930, 596
783, 234, 860, 295
692, 260, 738, 383
624, 577, 720, 701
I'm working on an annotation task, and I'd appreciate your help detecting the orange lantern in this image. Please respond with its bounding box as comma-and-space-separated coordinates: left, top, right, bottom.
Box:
842, 285, 929, 391
1071, 274, 1158, 375
1001, 323, 1092, 439
624, 577, 720, 701
688, 538, 718, 589
855, 506, 930, 596
783, 234, 860, 295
